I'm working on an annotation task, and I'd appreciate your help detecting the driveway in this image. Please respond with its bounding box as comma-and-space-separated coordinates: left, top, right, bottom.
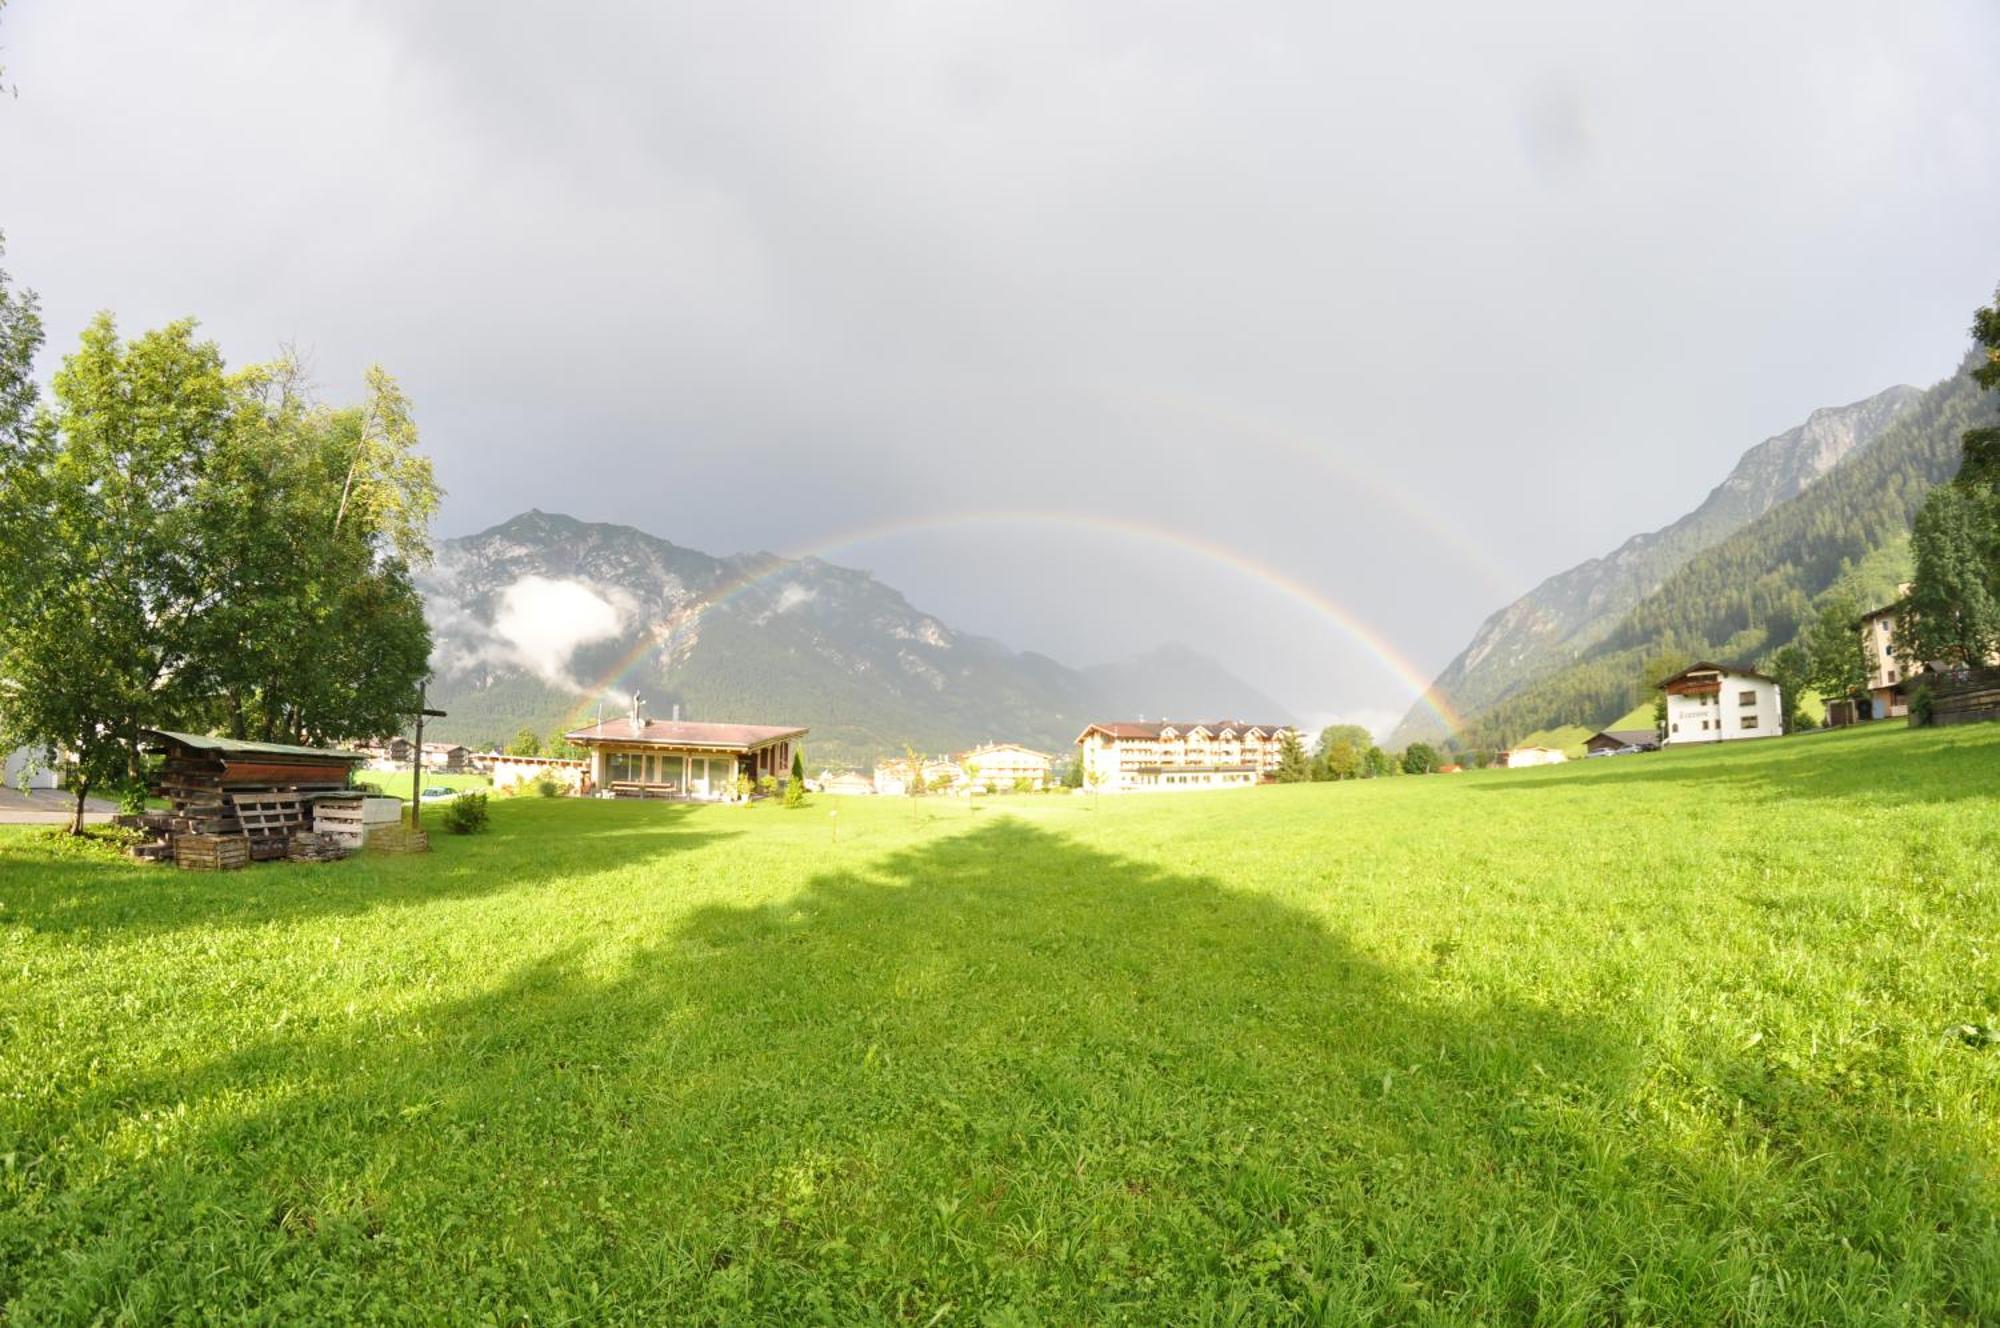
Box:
0, 787, 118, 825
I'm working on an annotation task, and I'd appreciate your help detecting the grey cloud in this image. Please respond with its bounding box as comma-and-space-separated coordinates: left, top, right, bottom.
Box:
2, 0, 1996, 721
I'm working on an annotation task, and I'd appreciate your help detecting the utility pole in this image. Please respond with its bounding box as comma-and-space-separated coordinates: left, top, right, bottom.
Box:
405, 678, 448, 829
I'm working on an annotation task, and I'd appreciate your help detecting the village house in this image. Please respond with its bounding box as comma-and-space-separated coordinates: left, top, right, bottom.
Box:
1498, 745, 1566, 768
1659, 663, 1782, 745
1583, 728, 1659, 756
816, 770, 876, 796
1074, 719, 1297, 793
566, 715, 806, 800
956, 742, 1053, 790
420, 742, 470, 774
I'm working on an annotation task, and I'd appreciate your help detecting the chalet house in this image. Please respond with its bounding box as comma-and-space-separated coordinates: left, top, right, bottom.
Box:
566, 716, 806, 800
1584, 728, 1659, 756
1498, 745, 1566, 768
1659, 663, 1782, 745
1074, 719, 1297, 793
955, 743, 1053, 790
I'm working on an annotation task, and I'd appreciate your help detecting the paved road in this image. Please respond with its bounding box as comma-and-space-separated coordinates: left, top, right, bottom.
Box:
0, 787, 117, 825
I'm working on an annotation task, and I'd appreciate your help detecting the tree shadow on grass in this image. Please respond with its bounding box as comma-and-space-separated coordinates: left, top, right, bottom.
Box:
0, 798, 739, 939
7, 820, 1995, 1324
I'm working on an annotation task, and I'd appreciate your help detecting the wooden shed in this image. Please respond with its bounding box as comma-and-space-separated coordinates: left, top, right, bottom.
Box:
135, 730, 369, 863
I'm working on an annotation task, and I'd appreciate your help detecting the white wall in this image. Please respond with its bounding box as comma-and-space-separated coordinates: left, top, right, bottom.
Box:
3, 747, 61, 789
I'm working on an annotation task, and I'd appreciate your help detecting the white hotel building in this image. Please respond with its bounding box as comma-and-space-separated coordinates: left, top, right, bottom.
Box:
1075, 720, 1298, 792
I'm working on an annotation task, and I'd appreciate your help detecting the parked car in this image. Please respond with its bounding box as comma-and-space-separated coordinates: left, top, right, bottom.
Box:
417, 785, 461, 802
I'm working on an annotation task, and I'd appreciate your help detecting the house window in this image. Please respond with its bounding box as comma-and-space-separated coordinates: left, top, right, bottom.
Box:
1742, 716, 1758, 730
1701, 720, 1710, 731
1739, 691, 1756, 706
1671, 722, 1679, 733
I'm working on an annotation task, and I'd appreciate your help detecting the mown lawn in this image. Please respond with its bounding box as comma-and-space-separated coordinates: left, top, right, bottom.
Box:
3, 723, 1998, 1324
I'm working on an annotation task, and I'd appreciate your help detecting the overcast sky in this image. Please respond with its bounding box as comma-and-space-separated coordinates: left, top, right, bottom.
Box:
3, 1, 1997, 732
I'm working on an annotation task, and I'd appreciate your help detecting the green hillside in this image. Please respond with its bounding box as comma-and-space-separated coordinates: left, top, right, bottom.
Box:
7, 723, 1999, 1322
1458, 356, 1992, 750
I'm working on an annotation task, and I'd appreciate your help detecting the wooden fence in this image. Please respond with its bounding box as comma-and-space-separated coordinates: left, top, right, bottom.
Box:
1928, 667, 2000, 727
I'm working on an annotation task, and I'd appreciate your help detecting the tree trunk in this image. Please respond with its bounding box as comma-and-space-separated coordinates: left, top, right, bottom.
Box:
69, 779, 91, 836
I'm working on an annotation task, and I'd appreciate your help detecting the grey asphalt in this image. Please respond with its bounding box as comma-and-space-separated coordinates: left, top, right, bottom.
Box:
0, 787, 117, 825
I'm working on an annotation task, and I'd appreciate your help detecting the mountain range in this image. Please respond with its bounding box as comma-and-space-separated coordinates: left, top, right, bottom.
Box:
1389, 384, 1923, 747
417, 511, 1290, 766
1399, 352, 1995, 751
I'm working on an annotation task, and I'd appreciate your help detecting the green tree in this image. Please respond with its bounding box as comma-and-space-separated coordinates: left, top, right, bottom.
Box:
545, 732, 583, 760
1061, 754, 1084, 789
1400, 742, 1440, 775
1273, 731, 1311, 783
186, 358, 434, 744
1639, 649, 1692, 738
1763, 642, 1811, 734
1903, 484, 2000, 670
1896, 284, 2000, 679
508, 728, 543, 757
1958, 284, 2000, 488
1804, 594, 1870, 706
0, 315, 233, 830
1312, 724, 1369, 781
784, 748, 808, 807
1364, 745, 1396, 778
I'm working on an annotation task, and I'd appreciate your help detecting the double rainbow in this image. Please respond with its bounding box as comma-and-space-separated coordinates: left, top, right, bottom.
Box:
562, 510, 1461, 736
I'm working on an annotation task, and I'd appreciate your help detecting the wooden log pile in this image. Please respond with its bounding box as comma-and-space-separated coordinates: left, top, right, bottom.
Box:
364, 824, 430, 854
286, 830, 351, 864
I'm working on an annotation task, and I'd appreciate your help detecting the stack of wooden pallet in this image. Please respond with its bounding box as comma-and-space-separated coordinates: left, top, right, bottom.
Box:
174, 834, 249, 871
309, 793, 369, 853
134, 730, 372, 868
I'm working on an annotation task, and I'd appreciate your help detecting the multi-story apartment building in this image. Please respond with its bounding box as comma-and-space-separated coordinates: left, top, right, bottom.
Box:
1074, 719, 1297, 792
1659, 663, 1782, 745
1860, 598, 1911, 718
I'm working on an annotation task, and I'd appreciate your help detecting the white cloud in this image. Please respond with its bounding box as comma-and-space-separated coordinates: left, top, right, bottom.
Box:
488, 575, 632, 689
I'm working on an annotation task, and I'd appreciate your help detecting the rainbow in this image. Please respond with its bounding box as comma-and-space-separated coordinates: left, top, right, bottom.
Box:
560, 511, 1462, 737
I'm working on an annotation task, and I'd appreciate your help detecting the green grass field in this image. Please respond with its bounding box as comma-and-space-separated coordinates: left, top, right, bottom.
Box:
4, 723, 1999, 1323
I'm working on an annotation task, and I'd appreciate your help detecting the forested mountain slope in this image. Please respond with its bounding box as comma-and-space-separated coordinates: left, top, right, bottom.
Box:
1455, 354, 1994, 751
1391, 385, 1920, 748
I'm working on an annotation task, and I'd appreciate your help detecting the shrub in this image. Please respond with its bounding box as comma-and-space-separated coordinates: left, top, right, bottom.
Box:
758, 775, 778, 797
1909, 677, 1936, 727
441, 791, 490, 834
532, 773, 563, 798
783, 777, 808, 809
736, 775, 754, 801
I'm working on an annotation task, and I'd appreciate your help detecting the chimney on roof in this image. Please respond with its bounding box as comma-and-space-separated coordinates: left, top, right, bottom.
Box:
672, 703, 681, 722
630, 691, 643, 735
